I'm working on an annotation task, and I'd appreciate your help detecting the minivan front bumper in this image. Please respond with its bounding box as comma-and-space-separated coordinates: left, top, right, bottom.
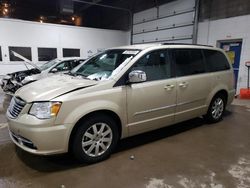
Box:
7, 114, 72, 155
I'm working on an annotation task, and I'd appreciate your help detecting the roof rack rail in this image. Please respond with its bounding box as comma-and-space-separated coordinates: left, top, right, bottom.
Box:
162, 43, 213, 47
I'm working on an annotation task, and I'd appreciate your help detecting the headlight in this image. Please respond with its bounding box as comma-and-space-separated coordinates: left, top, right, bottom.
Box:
29, 102, 62, 119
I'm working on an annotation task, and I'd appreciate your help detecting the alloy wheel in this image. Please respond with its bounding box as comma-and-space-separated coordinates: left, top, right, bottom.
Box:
211, 98, 224, 120
82, 123, 113, 157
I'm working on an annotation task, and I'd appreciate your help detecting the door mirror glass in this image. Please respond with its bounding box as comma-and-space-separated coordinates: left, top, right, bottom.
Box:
129, 70, 147, 83
51, 68, 58, 73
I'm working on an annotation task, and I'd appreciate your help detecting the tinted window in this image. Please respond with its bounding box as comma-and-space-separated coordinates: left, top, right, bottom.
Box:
132, 50, 172, 81
38, 48, 57, 61
63, 48, 80, 57
204, 50, 230, 72
0, 46, 2, 61
173, 49, 205, 77
9, 47, 32, 61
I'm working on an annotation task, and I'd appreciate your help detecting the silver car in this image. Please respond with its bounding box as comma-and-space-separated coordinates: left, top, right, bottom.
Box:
1, 53, 85, 93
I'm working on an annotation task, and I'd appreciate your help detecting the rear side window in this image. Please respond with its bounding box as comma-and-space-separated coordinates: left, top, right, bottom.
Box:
203, 50, 230, 72
173, 49, 205, 77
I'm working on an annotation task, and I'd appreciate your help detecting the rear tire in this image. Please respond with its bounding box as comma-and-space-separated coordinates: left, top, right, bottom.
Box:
205, 94, 226, 123
71, 114, 119, 164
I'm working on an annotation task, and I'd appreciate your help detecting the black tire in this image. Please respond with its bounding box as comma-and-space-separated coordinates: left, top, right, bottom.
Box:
205, 94, 226, 123
71, 114, 119, 164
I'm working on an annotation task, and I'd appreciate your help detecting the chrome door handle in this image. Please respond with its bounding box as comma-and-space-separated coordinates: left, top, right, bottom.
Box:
179, 82, 188, 88
164, 84, 175, 90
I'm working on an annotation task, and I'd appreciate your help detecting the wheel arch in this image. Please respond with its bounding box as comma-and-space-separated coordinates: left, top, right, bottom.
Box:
204, 89, 229, 123
211, 89, 228, 104
68, 110, 122, 152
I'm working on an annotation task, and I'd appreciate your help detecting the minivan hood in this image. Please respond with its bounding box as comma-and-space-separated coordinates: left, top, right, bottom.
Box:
15, 74, 97, 102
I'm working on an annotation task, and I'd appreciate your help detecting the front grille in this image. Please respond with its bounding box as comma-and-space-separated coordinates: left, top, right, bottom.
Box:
8, 97, 26, 119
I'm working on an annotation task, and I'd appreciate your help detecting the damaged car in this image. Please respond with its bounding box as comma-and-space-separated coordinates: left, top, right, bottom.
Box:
0, 51, 85, 94
6, 44, 235, 164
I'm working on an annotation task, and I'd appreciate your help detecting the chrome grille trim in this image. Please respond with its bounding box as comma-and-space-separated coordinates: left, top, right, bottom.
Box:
8, 97, 26, 119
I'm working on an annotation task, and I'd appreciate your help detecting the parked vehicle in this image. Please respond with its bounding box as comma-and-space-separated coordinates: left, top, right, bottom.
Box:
6, 44, 235, 163
0, 52, 85, 93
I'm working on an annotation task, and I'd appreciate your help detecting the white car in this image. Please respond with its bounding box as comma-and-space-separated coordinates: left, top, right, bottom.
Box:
0, 53, 85, 93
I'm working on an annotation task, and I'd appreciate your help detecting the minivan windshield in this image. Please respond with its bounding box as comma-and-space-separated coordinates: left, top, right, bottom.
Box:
39, 59, 60, 71
70, 49, 140, 81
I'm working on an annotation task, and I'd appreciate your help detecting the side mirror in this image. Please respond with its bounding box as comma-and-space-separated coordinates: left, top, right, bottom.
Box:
128, 70, 147, 83
51, 68, 58, 73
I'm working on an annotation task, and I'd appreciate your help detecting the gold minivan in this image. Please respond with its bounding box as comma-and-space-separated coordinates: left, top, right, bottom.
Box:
7, 44, 235, 163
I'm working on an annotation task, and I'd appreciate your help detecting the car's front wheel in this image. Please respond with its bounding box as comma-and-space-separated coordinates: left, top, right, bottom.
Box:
72, 114, 119, 164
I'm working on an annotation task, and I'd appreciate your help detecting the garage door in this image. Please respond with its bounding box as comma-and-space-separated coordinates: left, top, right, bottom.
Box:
132, 0, 196, 44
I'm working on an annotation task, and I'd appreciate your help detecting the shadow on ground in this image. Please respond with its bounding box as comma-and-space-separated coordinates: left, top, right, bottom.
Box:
15, 110, 232, 173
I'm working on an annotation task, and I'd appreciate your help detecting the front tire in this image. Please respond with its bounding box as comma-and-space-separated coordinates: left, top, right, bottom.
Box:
71, 114, 119, 164
205, 94, 226, 123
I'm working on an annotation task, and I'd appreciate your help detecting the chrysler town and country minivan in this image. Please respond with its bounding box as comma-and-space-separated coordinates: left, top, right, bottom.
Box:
7, 44, 235, 163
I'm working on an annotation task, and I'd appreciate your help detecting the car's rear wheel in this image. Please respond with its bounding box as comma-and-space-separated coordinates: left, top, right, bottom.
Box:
72, 114, 119, 164
205, 94, 226, 123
